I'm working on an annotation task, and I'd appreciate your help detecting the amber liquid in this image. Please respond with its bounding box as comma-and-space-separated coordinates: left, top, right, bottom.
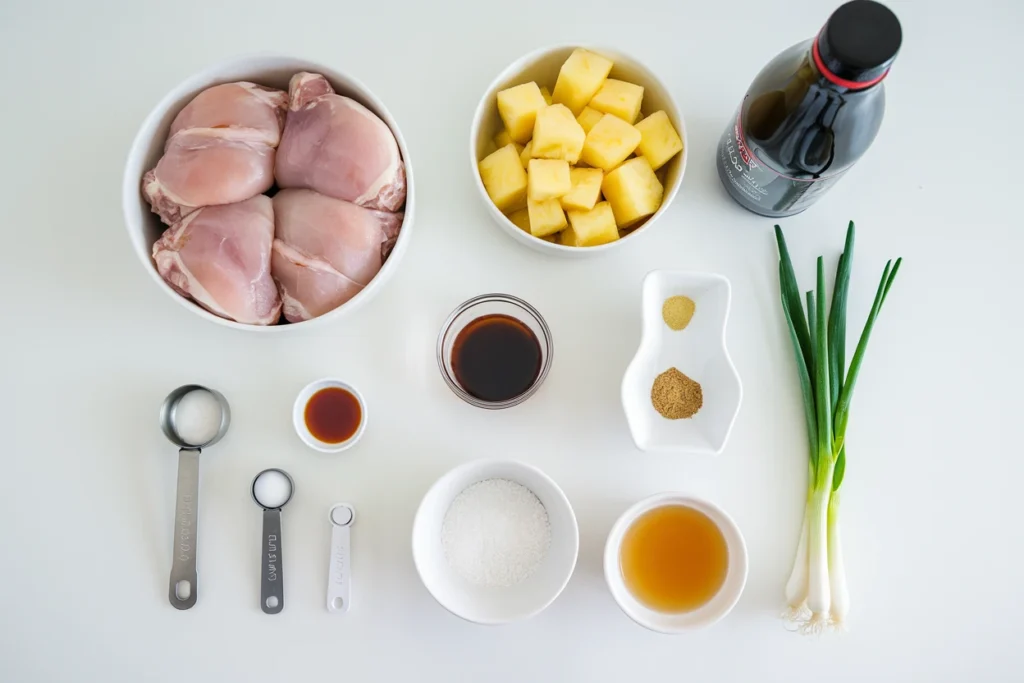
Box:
451, 314, 542, 402
620, 505, 729, 613
304, 387, 362, 443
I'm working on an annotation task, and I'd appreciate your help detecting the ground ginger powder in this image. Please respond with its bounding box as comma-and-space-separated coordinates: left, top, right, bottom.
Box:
662, 296, 696, 331
651, 368, 703, 419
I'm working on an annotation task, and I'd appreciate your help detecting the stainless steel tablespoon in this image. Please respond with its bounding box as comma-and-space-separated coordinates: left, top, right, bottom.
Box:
251, 468, 294, 615
159, 385, 230, 611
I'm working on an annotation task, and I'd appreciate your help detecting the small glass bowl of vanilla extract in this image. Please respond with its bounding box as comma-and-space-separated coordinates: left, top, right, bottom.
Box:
437, 293, 553, 409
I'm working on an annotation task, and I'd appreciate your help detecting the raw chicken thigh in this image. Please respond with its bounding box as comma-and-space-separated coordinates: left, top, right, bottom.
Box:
143, 82, 287, 224
275, 73, 406, 211
271, 189, 403, 322
168, 82, 286, 144
152, 195, 282, 325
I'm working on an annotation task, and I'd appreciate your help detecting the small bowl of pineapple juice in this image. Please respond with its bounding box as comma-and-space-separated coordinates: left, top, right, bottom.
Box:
472, 45, 687, 257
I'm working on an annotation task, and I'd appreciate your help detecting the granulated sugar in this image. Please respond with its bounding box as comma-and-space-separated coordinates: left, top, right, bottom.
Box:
441, 478, 551, 587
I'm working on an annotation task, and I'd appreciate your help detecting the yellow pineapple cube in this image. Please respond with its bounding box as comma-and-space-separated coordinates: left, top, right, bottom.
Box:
559, 168, 603, 211
494, 129, 513, 149
528, 159, 572, 201
507, 208, 531, 233
576, 106, 604, 134
634, 110, 683, 170
519, 140, 534, 168
531, 105, 586, 164
509, 207, 558, 241
589, 79, 644, 123
478, 144, 528, 212
601, 156, 663, 227
496, 82, 548, 144
540, 86, 552, 105
552, 48, 614, 115
527, 197, 567, 237
563, 201, 619, 247
580, 114, 641, 171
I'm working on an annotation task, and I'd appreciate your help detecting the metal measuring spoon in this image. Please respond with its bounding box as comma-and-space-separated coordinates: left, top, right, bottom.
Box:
160, 385, 230, 611
251, 468, 294, 615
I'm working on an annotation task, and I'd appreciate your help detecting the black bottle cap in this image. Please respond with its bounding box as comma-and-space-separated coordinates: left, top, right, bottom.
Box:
816, 0, 902, 86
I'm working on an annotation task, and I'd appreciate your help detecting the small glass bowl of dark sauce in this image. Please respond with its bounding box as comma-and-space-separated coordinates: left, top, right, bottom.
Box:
437, 293, 553, 409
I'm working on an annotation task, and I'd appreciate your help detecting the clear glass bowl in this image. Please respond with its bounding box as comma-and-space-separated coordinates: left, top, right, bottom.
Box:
437, 293, 553, 409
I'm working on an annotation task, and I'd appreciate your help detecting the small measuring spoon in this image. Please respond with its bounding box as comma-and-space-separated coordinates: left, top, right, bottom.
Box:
251, 468, 294, 615
160, 385, 230, 611
327, 504, 355, 613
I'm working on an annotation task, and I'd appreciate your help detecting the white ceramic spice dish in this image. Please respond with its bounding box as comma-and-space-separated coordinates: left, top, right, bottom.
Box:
293, 378, 367, 453
604, 493, 748, 632
621, 271, 742, 454
411, 459, 579, 625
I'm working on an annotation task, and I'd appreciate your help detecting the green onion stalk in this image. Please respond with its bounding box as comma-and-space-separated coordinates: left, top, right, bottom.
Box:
775, 222, 901, 632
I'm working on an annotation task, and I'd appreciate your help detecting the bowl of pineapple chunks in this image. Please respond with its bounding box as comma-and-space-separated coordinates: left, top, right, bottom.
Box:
472, 46, 686, 255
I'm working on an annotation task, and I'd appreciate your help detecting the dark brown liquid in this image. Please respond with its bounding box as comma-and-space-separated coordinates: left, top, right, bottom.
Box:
305, 387, 361, 443
451, 314, 542, 402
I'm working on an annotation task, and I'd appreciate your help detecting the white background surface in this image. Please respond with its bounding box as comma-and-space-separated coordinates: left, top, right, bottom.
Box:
1, 0, 1020, 680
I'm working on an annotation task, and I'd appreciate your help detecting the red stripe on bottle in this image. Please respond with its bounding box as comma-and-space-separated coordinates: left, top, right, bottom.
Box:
812, 36, 888, 91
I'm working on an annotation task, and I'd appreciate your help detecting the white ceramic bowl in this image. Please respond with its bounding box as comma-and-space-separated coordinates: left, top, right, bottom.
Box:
123, 55, 415, 331
604, 493, 748, 632
412, 459, 579, 625
621, 271, 742, 454
292, 378, 367, 453
470, 45, 687, 258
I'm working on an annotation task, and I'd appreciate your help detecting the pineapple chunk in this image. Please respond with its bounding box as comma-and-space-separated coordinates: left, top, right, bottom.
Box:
576, 106, 604, 134
559, 168, 603, 211
580, 114, 641, 171
589, 79, 644, 123
527, 197, 567, 237
540, 86, 553, 105
496, 82, 548, 144
509, 207, 557, 242
634, 110, 683, 170
601, 156, 663, 227
528, 159, 572, 201
494, 129, 513, 149
563, 201, 619, 247
552, 48, 614, 115
531, 105, 586, 163
478, 144, 528, 212
507, 208, 531, 233
519, 140, 534, 168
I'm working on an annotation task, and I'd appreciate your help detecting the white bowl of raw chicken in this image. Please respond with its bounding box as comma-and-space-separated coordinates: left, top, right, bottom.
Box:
123, 55, 414, 330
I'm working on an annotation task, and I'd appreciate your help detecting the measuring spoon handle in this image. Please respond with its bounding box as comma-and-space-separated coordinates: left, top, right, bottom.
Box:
261, 509, 284, 614
168, 448, 200, 610
327, 523, 351, 612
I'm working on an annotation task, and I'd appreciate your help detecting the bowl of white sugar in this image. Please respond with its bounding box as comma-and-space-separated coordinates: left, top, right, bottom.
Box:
412, 459, 579, 625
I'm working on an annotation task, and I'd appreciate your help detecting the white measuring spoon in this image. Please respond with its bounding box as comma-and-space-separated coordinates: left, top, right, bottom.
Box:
251, 468, 294, 615
159, 385, 230, 611
327, 504, 355, 612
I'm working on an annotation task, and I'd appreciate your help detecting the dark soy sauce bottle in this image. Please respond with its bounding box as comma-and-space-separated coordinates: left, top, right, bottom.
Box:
717, 0, 902, 217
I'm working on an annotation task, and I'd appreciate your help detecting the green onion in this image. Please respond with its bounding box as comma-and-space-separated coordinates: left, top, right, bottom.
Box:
775, 221, 901, 632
